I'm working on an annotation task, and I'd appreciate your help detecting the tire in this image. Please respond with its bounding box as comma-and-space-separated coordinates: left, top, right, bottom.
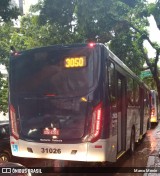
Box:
129, 128, 135, 154
0, 152, 10, 162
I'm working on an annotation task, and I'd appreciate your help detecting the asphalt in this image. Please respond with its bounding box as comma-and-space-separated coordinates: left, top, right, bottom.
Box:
144, 122, 160, 176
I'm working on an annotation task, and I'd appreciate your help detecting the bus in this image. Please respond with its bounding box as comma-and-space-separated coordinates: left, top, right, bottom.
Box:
9, 43, 151, 163
150, 90, 159, 123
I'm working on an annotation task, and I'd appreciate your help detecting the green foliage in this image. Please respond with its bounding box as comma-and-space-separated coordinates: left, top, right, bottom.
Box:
0, 23, 14, 69
110, 31, 145, 75
11, 15, 82, 50
0, 73, 8, 114
0, 0, 20, 22
0, 0, 19, 114
0, 23, 15, 114
148, 1, 160, 29
143, 77, 154, 89
39, 0, 75, 26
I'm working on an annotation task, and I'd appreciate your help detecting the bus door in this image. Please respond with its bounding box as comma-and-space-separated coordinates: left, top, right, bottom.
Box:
117, 72, 127, 153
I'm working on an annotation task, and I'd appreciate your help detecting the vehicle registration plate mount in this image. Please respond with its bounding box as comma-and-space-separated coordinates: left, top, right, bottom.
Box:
43, 128, 59, 136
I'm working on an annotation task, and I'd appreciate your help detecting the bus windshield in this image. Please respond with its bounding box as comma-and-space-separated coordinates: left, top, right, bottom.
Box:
10, 46, 99, 97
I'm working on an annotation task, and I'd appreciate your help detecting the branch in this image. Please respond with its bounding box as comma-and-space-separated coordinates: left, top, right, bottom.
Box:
129, 23, 160, 51
141, 46, 154, 73
154, 50, 160, 75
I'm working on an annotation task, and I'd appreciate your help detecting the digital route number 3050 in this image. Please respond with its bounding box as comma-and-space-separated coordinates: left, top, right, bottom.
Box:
41, 148, 61, 154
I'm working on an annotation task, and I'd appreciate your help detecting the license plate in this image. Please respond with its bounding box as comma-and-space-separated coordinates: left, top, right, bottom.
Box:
43, 128, 59, 135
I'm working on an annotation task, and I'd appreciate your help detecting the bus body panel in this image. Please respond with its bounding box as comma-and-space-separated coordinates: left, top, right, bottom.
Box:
87, 138, 117, 162
10, 137, 88, 161
126, 108, 139, 149
10, 137, 117, 162
126, 95, 150, 144
125, 95, 149, 150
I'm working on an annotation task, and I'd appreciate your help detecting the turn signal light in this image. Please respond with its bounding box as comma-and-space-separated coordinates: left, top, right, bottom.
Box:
88, 102, 103, 143
10, 105, 19, 140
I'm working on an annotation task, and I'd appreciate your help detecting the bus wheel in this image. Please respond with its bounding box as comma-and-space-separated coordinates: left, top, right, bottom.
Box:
0, 153, 10, 162
130, 128, 135, 154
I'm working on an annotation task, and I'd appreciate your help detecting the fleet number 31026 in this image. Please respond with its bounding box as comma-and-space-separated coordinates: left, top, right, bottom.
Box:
41, 148, 61, 154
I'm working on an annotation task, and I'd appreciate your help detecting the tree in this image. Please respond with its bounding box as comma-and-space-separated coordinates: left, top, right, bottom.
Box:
128, 1, 160, 99
0, 0, 20, 22
0, 0, 19, 68
11, 14, 80, 50
109, 31, 146, 75
0, 0, 19, 114
0, 22, 16, 114
149, 0, 160, 30
0, 73, 8, 114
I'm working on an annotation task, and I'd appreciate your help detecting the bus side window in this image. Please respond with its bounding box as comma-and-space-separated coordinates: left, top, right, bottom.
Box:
127, 78, 134, 106
144, 90, 149, 107
108, 61, 116, 107
108, 60, 117, 136
144, 90, 150, 117
134, 82, 140, 106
